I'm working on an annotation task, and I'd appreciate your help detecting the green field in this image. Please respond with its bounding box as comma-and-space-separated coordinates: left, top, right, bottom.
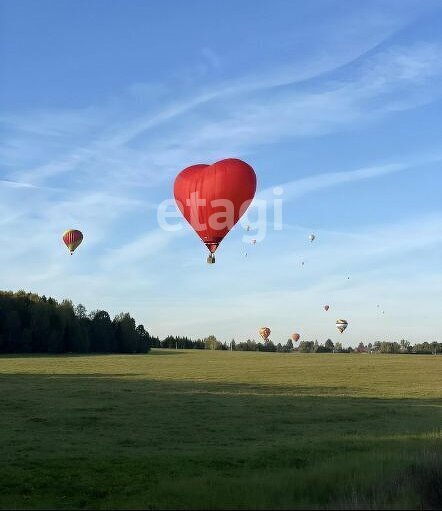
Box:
0, 350, 441, 509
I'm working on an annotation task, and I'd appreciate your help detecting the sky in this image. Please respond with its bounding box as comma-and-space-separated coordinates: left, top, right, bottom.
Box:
0, 0, 441, 345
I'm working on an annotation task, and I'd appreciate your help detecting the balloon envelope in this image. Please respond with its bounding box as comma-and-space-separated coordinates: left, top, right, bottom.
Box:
336, 319, 348, 334
291, 332, 300, 342
259, 327, 271, 341
174, 158, 256, 254
63, 229, 83, 254
324, 305, 330, 311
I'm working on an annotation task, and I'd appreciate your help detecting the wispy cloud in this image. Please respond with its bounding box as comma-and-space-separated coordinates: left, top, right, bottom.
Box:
0, 179, 43, 189
5, 28, 433, 189
257, 163, 407, 203
172, 43, 442, 157
101, 229, 185, 270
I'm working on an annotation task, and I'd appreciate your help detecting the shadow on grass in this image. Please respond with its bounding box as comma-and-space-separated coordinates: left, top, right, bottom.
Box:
0, 350, 185, 359
148, 349, 187, 355
0, 373, 440, 509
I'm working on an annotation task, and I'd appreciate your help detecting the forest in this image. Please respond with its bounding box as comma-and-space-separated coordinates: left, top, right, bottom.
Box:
0, 290, 152, 354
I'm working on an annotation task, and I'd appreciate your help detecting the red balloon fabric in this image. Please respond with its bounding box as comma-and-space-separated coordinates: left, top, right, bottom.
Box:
62, 229, 83, 254
174, 158, 256, 253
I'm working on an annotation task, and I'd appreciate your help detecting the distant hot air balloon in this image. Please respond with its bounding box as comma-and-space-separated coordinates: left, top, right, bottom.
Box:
174, 158, 257, 263
336, 319, 348, 334
309, 233, 316, 243
251, 239, 257, 245
259, 327, 271, 341
291, 332, 300, 342
63, 229, 83, 255
246, 225, 251, 232
324, 305, 330, 311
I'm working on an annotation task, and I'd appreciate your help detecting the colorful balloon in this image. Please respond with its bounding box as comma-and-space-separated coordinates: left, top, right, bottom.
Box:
324, 305, 330, 311
336, 319, 348, 334
259, 327, 271, 341
174, 158, 256, 263
63, 229, 83, 255
291, 332, 300, 342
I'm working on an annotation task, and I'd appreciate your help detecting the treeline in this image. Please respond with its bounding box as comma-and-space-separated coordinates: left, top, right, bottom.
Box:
150, 336, 295, 352
0, 290, 156, 354
154, 336, 441, 355
297, 339, 441, 354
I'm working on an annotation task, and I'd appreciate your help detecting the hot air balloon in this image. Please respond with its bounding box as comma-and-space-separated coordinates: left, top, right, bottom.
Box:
174, 158, 257, 263
259, 327, 271, 341
251, 239, 256, 245
63, 229, 83, 255
324, 305, 330, 311
336, 319, 348, 334
309, 233, 316, 243
246, 225, 251, 232
291, 332, 300, 342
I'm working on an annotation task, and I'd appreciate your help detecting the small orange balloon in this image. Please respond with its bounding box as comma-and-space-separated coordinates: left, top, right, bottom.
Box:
259, 327, 271, 341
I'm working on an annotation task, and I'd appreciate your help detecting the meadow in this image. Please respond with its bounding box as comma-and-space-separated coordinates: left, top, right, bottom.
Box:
0, 350, 441, 509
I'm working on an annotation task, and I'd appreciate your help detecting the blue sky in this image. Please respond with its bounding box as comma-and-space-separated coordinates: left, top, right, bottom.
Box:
1, 0, 441, 345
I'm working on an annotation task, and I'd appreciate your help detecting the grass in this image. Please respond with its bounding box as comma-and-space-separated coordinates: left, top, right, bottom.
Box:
0, 350, 441, 509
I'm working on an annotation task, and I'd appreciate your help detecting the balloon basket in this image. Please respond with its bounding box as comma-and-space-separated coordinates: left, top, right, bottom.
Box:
207, 254, 215, 264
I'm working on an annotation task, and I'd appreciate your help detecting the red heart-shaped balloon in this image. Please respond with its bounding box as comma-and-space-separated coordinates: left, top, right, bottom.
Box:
174, 158, 256, 254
